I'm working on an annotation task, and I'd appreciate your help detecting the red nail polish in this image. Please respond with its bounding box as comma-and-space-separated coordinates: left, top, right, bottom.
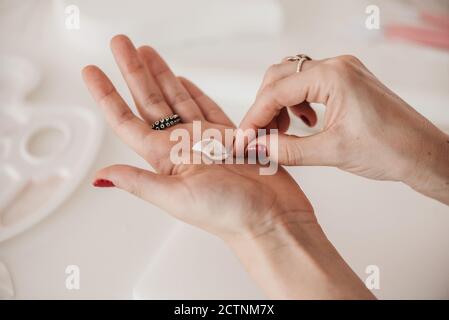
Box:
246, 145, 257, 157
92, 179, 115, 187
247, 144, 268, 160
256, 145, 268, 157
300, 115, 311, 127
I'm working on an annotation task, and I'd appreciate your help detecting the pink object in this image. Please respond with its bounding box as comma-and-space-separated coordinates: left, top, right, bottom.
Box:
384, 11, 449, 51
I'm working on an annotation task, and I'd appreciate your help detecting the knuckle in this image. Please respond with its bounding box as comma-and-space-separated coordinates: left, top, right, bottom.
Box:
128, 170, 145, 198
266, 64, 280, 76
263, 64, 282, 82
340, 54, 362, 66
263, 80, 277, 93
99, 88, 116, 106
170, 91, 191, 105
125, 60, 145, 74
144, 92, 165, 106
115, 109, 135, 128
204, 108, 220, 119
261, 67, 274, 86
259, 82, 278, 110
329, 55, 362, 69
323, 55, 360, 81
324, 56, 348, 69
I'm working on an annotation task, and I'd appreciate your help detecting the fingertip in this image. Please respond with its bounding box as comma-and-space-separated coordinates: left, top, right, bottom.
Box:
110, 34, 131, 49
137, 45, 156, 54
92, 166, 117, 188
92, 165, 129, 189
81, 64, 100, 80
81, 66, 114, 101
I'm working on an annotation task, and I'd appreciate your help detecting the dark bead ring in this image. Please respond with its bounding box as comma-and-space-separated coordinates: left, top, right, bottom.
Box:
151, 114, 181, 130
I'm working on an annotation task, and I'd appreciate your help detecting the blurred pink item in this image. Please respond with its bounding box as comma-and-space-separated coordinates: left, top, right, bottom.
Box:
384, 11, 449, 50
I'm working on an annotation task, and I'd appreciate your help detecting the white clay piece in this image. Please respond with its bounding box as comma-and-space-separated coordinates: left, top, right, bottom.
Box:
192, 138, 232, 161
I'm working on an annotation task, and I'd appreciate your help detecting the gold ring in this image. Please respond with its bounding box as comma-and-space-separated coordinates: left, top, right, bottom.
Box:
285, 54, 312, 73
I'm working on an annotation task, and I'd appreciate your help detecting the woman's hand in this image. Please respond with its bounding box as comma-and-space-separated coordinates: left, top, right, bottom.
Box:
239, 55, 449, 204
82, 35, 374, 299
82, 34, 315, 242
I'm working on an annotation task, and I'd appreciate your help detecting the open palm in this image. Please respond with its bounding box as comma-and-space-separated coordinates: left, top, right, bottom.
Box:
82, 35, 314, 240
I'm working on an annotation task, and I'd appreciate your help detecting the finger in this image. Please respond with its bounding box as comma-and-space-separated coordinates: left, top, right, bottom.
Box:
257, 59, 321, 96
290, 102, 318, 127
82, 65, 168, 166
94, 164, 179, 210
178, 76, 235, 127
110, 35, 173, 123
138, 46, 204, 122
276, 107, 290, 133
246, 131, 338, 166
257, 62, 319, 127
265, 118, 278, 131
240, 67, 328, 132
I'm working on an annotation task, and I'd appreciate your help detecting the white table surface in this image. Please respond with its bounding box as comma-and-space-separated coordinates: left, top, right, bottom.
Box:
1, 0, 448, 299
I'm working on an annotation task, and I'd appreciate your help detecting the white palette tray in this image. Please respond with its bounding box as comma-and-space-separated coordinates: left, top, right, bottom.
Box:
0, 55, 103, 242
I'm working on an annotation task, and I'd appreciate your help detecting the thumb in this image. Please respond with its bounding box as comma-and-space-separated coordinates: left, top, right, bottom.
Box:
247, 132, 338, 166
92, 164, 179, 208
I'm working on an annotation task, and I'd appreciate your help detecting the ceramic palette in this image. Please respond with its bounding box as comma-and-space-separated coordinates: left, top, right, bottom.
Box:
0, 55, 103, 242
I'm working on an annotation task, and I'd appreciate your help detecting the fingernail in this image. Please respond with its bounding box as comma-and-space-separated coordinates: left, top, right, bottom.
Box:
92, 179, 115, 187
300, 115, 311, 127
246, 146, 255, 158
256, 145, 268, 157
247, 145, 268, 160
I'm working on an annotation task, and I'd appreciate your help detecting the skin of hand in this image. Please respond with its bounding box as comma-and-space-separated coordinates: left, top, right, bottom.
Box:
238, 55, 449, 205
82, 35, 374, 299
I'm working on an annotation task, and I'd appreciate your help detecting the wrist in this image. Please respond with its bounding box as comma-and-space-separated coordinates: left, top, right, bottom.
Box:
223, 207, 317, 255
403, 126, 449, 204
225, 209, 318, 259
225, 210, 375, 299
